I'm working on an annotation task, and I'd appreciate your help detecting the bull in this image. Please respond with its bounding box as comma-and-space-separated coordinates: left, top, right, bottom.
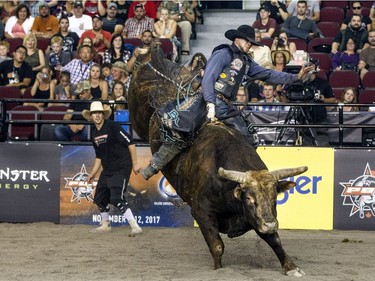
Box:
128, 44, 307, 276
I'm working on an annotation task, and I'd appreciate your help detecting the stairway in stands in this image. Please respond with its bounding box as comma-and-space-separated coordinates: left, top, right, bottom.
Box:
181, 9, 257, 64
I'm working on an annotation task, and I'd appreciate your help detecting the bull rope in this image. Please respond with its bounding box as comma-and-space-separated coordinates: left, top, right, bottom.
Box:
146, 62, 200, 107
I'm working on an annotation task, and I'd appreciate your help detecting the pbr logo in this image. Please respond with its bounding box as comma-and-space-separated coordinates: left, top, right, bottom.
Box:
64, 164, 97, 204
339, 163, 375, 219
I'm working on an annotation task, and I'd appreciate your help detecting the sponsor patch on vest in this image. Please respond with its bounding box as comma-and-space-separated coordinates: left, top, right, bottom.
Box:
231, 58, 243, 71
214, 81, 225, 90
220, 72, 227, 79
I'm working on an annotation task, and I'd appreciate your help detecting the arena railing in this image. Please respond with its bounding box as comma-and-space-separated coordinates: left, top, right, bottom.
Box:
1, 98, 375, 147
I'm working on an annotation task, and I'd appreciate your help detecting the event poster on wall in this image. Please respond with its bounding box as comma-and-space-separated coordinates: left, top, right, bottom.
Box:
334, 149, 375, 230
59, 145, 193, 227
0, 143, 61, 223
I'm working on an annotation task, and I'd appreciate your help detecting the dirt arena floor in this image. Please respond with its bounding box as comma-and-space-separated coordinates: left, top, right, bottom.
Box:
0, 222, 373, 281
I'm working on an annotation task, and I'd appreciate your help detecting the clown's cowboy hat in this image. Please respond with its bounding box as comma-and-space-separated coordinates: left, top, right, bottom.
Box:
82, 101, 112, 121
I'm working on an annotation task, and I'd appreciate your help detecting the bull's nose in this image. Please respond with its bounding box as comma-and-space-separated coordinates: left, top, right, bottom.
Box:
261, 221, 278, 233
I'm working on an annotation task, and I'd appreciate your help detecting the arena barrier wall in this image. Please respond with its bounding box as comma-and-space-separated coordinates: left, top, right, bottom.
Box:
1, 143, 374, 230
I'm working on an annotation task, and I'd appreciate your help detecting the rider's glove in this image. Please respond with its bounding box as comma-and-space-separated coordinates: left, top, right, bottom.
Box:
206, 103, 217, 122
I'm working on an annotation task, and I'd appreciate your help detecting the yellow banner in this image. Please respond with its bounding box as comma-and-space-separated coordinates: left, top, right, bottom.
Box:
258, 147, 334, 230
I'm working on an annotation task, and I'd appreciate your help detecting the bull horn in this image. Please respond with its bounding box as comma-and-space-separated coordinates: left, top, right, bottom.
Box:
218, 167, 246, 184
270, 166, 308, 180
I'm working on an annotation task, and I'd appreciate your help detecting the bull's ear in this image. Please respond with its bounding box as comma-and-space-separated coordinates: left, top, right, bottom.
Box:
233, 186, 242, 200
277, 181, 296, 193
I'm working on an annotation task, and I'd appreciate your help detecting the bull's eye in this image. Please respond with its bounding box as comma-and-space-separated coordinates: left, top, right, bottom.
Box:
246, 195, 255, 204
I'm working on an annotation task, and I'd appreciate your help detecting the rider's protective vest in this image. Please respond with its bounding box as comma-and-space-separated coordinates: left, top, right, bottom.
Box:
213, 44, 250, 100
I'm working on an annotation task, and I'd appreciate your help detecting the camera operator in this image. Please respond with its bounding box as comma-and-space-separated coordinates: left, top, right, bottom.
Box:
303, 65, 336, 145
270, 31, 297, 55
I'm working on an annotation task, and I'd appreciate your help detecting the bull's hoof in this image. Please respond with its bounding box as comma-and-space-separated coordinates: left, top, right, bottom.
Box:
286, 267, 305, 277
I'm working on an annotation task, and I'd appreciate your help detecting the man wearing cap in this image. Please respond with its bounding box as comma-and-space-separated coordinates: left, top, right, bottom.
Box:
139, 25, 314, 180
54, 80, 93, 141
111, 61, 129, 86
123, 3, 154, 39
102, 2, 124, 35
68, 1, 93, 37
84, 101, 142, 235
80, 15, 112, 54
31, 3, 59, 38
252, 5, 277, 39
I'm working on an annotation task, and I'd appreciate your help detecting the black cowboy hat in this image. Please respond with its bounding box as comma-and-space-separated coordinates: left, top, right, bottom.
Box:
225, 25, 261, 46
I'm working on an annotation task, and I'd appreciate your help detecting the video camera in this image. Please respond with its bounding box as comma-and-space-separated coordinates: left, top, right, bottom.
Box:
283, 57, 321, 102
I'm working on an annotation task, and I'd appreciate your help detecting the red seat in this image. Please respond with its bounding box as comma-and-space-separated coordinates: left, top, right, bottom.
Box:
319, 7, 345, 23
0, 86, 23, 111
358, 88, 375, 104
332, 87, 346, 100
40, 105, 68, 121
8, 105, 39, 140
329, 70, 360, 89
307, 37, 334, 53
289, 37, 307, 51
261, 38, 273, 49
317, 22, 340, 38
36, 38, 50, 52
123, 38, 143, 48
5, 38, 23, 55
362, 71, 375, 89
159, 38, 174, 61
309, 52, 332, 74
321, 1, 348, 9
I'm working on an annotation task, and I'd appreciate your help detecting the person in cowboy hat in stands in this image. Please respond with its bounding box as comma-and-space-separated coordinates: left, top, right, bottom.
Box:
139, 24, 315, 180
84, 101, 143, 236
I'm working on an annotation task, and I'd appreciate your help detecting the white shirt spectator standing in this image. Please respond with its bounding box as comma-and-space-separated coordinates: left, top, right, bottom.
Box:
68, 1, 93, 37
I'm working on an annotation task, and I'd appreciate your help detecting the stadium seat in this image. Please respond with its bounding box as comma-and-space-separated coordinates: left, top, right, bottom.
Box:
316, 70, 328, 80
39, 105, 69, 141
123, 38, 143, 48
361, 71, 375, 89
5, 38, 23, 54
319, 7, 345, 23
0, 86, 23, 111
289, 37, 307, 52
317, 22, 340, 38
260, 38, 273, 49
332, 87, 346, 100
36, 38, 50, 52
358, 88, 375, 104
159, 38, 174, 61
321, 1, 348, 9
329, 70, 360, 89
309, 52, 332, 74
307, 37, 334, 53
8, 105, 39, 140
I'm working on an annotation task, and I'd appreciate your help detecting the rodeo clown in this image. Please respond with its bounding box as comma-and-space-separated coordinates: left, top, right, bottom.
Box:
84, 101, 142, 236
140, 25, 314, 180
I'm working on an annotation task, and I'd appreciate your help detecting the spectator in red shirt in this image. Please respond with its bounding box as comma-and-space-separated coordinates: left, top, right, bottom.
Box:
252, 5, 277, 39
128, 0, 157, 19
79, 15, 111, 54
83, 0, 106, 17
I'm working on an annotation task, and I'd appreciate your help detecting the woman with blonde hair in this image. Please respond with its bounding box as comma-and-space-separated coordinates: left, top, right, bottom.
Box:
88, 63, 108, 100
153, 7, 179, 61
23, 32, 45, 83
